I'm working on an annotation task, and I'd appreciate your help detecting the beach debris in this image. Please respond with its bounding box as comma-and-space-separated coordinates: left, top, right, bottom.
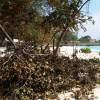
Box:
0, 43, 99, 99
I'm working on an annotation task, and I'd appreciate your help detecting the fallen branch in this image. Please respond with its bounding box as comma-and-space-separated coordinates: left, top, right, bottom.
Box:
22, 48, 50, 58
0, 24, 16, 49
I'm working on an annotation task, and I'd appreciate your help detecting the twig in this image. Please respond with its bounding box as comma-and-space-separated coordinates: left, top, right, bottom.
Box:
43, 30, 60, 52
78, 0, 90, 12
2, 54, 13, 66
22, 49, 50, 58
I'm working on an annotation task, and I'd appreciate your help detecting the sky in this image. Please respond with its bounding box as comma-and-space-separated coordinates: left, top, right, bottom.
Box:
78, 0, 100, 40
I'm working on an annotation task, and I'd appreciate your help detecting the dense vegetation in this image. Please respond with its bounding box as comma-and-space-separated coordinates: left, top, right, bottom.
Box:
0, 48, 99, 99
0, 0, 99, 100
0, 0, 93, 53
79, 35, 92, 43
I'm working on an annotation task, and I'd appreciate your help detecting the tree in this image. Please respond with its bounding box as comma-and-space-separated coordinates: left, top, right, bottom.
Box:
0, 0, 54, 48
42, 0, 92, 54
0, 0, 92, 51
62, 31, 78, 43
0, 0, 44, 45
0, 0, 31, 44
79, 35, 91, 42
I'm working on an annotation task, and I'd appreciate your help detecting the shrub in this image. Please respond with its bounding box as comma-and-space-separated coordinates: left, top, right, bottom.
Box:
80, 48, 91, 53
0, 48, 98, 99
89, 58, 100, 63
97, 79, 100, 84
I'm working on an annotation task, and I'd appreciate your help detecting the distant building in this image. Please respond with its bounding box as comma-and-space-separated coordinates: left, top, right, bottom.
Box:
90, 39, 96, 43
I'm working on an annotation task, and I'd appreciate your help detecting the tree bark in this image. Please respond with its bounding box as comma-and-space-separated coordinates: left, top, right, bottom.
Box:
54, 28, 67, 55
0, 24, 16, 49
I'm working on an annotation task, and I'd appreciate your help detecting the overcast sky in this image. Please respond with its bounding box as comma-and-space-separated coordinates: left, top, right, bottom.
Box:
78, 0, 100, 40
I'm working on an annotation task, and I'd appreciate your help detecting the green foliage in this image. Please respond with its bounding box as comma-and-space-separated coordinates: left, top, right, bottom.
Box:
62, 31, 77, 43
97, 79, 100, 84
0, 0, 92, 47
0, 0, 34, 39
80, 48, 91, 53
43, 0, 92, 31
79, 35, 92, 43
89, 58, 100, 63
96, 40, 100, 43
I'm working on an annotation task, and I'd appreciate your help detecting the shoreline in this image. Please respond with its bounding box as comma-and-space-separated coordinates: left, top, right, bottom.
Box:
59, 46, 100, 59
0, 46, 100, 59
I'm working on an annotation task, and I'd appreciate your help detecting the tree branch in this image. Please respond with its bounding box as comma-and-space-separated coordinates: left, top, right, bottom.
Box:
0, 24, 16, 49
54, 0, 91, 55
78, 0, 90, 12
43, 29, 59, 52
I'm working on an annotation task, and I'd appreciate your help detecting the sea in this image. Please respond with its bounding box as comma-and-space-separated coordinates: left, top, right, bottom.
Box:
75, 46, 100, 52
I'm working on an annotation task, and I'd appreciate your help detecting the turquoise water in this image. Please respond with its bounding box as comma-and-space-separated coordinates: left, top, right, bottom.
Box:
64, 46, 100, 52
77, 46, 100, 52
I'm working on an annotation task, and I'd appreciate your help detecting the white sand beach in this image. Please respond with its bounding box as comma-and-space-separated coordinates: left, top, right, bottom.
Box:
58, 84, 100, 100
94, 86, 100, 100
0, 47, 6, 57
59, 46, 100, 59
0, 46, 100, 59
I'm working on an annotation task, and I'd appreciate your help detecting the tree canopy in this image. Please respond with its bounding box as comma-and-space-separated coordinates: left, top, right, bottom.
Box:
79, 35, 91, 42
0, 0, 92, 52
62, 31, 78, 43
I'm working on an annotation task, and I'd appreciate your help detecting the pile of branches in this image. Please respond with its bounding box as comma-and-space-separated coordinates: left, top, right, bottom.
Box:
0, 46, 99, 100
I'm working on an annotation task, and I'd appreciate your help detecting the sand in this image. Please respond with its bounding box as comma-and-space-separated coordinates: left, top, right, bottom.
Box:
0, 46, 100, 59
58, 85, 100, 100
59, 46, 100, 59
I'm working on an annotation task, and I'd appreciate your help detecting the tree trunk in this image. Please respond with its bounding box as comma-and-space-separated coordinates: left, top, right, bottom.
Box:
0, 24, 16, 49
54, 29, 66, 55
